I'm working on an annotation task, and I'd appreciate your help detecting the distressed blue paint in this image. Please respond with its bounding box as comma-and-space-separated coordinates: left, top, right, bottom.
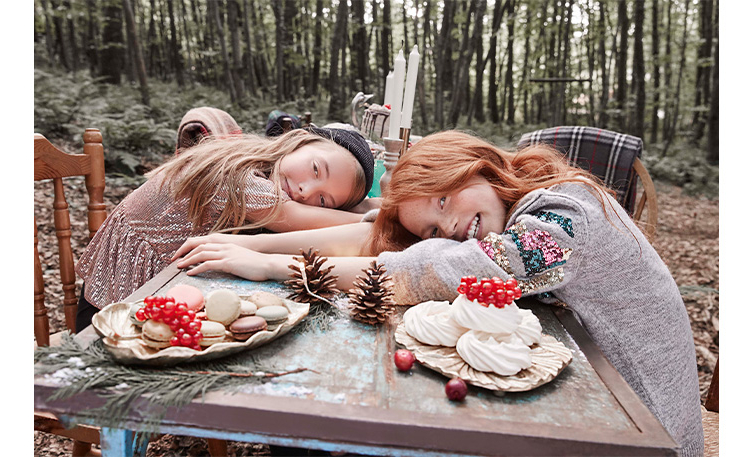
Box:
141, 423, 476, 457
99, 428, 148, 457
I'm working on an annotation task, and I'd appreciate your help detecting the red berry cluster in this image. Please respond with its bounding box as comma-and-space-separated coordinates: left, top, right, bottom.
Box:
457, 276, 522, 308
136, 296, 204, 350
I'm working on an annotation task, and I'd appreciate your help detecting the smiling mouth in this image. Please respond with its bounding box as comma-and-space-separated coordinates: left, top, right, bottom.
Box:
282, 178, 294, 200
467, 214, 480, 240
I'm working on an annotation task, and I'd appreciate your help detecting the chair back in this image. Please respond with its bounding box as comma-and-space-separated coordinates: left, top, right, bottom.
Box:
34, 129, 106, 346
518, 126, 657, 240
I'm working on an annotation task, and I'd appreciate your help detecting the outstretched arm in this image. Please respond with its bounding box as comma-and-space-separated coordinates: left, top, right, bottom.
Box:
175, 243, 375, 291
260, 200, 363, 232
171, 222, 373, 261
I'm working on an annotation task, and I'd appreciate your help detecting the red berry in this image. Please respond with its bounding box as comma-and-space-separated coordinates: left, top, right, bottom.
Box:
180, 333, 193, 346
193, 331, 203, 342
445, 377, 468, 401
187, 310, 196, 320
187, 321, 201, 334
170, 336, 180, 346
156, 296, 166, 307
505, 277, 518, 289
175, 304, 188, 317
135, 309, 146, 322
150, 307, 162, 321
190, 344, 201, 351
144, 296, 155, 306
165, 296, 175, 304
176, 328, 186, 337
394, 349, 416, 372
457, 284, 467, 295
180, 314, 192, 326
514, 287, 522, 299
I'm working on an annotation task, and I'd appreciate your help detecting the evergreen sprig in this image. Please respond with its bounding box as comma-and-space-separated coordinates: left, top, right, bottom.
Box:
35, 332, 311, 431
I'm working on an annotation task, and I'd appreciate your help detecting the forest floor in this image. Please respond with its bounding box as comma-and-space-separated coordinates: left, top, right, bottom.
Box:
33, 175, 719, 457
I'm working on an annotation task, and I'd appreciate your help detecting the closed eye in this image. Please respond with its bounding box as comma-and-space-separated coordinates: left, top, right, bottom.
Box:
313, 162, 319, 177
319, 195, 326, 207
430, 227, 438, 238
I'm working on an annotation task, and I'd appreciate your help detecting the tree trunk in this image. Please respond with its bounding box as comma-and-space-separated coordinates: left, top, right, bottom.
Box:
147, 0, 160, 77
240, 0, 257, 95
401, 1, 409, 51
166, 0, 185, 86
39, 0, 56, 64
227, 0, 246, 103
418, 0, 431, 128
632, 0, 645, 139
615, 0, 628, 132
662, 0, 673, 142
381, 0, 392, 93
100, 0, 125, 84
352, 0, 368, 91
597, 1, 608, 128
328, 0, 348, 120
559, 0, 572, 124
649, 0, 661, 143
311, 0, 323, 97
434, 1, 455, 128
122, 0, 150, 105
692, 0, 714, 143
707, 0, 718, 164
448, 0, 485, 127
505, 0, 516, 124
211, 0, 239, 103
48, 0, 72, 70
283, 0, 299, 100
663, 0, 692, 156
62, 0, 78, 72
521, 3, 531, 124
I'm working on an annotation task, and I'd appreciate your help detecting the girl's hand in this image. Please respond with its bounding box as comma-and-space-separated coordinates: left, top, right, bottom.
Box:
175, 243, 288, 282
172, 233, 253, 261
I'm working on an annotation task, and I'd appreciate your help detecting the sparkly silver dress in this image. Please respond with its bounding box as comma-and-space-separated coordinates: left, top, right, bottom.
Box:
75, 171, 287, 309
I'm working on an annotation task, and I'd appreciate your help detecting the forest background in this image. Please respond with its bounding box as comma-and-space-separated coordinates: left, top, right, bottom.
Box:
24, 0, 740, 455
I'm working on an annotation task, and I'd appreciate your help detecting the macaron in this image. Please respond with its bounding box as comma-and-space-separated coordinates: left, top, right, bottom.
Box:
229, 316, 268, 341
239, 299, 258, 317
255, 305, 289, 329
248, 290, 285, 308
141, 320, 175, 349
166, 284, 205, 312
198, 320, 227, 347
204, 289, 241, 325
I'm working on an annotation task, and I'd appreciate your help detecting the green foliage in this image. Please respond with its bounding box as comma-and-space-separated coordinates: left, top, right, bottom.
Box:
642, 142, 719, 199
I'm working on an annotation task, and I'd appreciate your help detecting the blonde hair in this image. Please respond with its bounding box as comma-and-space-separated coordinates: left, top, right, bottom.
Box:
147, 130, 365, 232
368, 130, 619, 255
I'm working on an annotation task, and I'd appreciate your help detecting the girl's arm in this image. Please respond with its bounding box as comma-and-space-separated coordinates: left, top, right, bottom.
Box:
175, 243, 374, 291
261, 200, 363, 232
171, 222, 373, 261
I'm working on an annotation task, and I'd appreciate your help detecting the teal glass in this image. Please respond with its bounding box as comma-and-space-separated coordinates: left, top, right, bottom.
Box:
368, 159, 386, 198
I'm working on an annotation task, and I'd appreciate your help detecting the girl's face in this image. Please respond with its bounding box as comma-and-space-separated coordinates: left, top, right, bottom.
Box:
278, 142, 359, 208
397, 176, 507, 241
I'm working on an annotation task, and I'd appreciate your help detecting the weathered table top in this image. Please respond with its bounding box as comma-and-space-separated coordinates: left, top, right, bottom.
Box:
35, 263, 678, 456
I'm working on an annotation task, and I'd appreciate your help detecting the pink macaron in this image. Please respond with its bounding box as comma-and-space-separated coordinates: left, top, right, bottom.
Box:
166, 284, 205, 312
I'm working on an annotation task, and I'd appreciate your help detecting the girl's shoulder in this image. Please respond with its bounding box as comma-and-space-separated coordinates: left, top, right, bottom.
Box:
514, 181, 607, 216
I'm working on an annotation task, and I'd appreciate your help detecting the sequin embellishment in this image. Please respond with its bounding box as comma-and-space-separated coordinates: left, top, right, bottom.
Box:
535, 211, 574, 238
477, 232, 513, 276
505, 221, 572, 276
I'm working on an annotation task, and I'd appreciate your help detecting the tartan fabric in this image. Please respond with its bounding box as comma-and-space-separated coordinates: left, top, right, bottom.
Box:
517, 126, 642, 214
176, 107, 243, 153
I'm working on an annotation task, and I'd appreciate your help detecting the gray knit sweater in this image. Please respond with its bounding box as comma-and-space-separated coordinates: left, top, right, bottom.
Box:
377, 183, 703, 456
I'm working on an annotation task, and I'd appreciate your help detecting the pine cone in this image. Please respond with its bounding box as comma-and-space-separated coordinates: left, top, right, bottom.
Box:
348, 261, 396, 325
285, 248, 339, 305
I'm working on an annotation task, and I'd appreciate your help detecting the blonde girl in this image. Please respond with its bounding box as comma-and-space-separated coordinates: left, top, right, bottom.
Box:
74, 127, 374, 330
175, 130, 703, 456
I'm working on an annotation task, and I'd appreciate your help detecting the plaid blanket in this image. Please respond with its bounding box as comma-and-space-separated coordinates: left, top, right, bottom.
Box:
517, 126, 643, 214
176, 107, 243, 153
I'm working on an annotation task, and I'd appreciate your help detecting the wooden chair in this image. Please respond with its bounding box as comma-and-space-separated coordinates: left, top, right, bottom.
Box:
34, 129, 106, 456
702, 358, 718, 456
518, 126, 658, 241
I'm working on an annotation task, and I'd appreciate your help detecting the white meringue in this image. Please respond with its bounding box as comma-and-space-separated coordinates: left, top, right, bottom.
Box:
456, 330, 532, 376
403, 301, 468, 347
514, 308, 543, 346
450, 294, 523, 335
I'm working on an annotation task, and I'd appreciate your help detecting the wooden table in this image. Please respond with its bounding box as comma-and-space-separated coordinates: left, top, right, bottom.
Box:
35, 263, 678, 456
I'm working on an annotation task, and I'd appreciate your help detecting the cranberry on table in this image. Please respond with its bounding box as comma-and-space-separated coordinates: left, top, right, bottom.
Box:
394, 349, 416, 372
445, 377, 468, 401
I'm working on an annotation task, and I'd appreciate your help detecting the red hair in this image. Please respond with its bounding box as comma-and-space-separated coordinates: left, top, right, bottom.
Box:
367, 130, 616, 255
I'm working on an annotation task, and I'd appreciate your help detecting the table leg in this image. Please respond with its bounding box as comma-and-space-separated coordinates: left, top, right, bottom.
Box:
99, 428, 149, 457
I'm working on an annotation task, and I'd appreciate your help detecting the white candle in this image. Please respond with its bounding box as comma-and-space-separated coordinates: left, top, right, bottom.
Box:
388, 50, 406, 139
400, 46, 420, 129
383, 71, 394, 109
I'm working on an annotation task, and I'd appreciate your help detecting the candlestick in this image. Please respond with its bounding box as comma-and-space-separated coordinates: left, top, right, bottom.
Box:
380, 137, 404, 195
400, 46, 420, 129
388, 50, 406, 140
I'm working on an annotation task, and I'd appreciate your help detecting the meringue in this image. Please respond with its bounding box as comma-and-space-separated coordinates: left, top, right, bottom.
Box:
456, 330, 532, 376
450, 294, 523, 335
403, 301, 468, 347
514, 308, 543, 346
